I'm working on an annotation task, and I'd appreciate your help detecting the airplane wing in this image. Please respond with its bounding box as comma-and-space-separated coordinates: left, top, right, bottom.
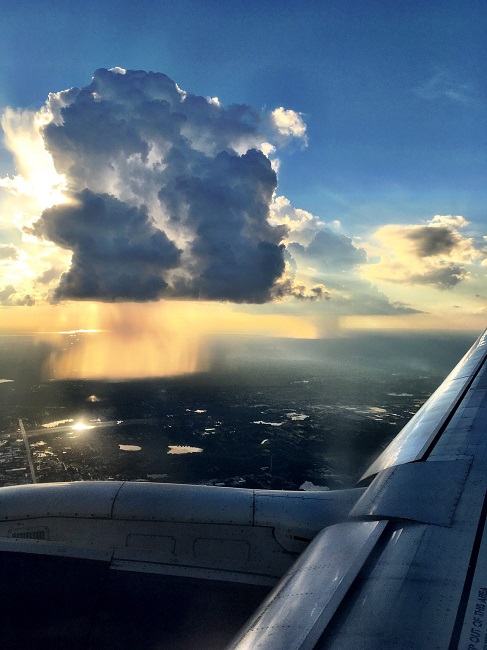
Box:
228, 326, 487, 649
0, 327, 485, 649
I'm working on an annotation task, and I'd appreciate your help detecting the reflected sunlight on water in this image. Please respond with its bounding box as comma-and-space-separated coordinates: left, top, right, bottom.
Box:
167, 446, 204, 455
72, 422, 95, 431
42, 419, 74, 428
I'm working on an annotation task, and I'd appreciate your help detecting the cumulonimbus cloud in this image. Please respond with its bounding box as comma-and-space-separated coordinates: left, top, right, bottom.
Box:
32, 68, 294, 303
6, 67, 480, 316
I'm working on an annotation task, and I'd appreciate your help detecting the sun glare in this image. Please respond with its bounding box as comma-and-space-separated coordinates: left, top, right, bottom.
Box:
0, 106, 69, 211
71, 422, 94, 431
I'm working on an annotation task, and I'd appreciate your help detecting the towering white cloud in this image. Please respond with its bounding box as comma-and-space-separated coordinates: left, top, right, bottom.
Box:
30, 68, 292, 303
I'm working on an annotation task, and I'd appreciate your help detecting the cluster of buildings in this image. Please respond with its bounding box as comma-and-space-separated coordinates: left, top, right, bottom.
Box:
0, 429, 69, 487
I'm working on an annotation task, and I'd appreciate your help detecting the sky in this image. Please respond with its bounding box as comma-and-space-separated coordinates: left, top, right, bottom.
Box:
0, 0, 486, 365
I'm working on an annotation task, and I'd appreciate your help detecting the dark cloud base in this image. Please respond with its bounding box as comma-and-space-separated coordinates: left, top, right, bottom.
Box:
36, 190, 180, 302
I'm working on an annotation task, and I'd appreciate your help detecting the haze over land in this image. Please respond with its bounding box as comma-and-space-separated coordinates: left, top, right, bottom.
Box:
0, 330, 476, 489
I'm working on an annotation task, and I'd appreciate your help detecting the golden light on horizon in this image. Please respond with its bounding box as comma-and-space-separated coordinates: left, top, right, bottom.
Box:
5, 299, 482, 382
26, 301, 318, 380
341, 313, 486, 332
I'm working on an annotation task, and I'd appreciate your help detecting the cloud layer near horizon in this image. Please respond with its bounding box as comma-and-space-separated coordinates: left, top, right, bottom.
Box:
364, 215, 484, 289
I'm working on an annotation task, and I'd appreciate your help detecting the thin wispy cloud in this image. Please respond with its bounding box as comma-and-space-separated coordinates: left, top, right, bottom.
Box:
414, 68, 478, 105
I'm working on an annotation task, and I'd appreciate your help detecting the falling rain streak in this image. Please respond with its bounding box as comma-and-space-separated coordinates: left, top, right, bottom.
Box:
45, 329, 207, 380
30, 301, 317, 381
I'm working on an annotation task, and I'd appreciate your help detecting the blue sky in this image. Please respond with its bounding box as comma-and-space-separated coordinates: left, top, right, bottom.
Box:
2, 1, 485, 217
0, 0, 485, 339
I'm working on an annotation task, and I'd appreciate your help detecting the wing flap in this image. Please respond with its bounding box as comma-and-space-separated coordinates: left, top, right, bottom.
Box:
351, 458, 472, 526
226, 520, 387, 650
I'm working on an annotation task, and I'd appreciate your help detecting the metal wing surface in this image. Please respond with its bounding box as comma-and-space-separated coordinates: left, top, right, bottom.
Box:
229, 327, 487, 649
